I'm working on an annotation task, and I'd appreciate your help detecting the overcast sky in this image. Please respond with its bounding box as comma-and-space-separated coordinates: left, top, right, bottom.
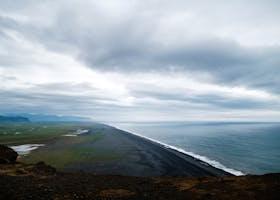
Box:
0, 0, 280, 122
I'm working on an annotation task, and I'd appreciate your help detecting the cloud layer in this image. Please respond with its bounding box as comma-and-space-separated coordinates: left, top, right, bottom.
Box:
0, 0, 280, 121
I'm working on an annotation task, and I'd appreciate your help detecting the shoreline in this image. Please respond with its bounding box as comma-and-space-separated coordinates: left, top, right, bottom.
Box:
105, 125, 231, 177
111, 125, 243, 176
8, 122, 237, 177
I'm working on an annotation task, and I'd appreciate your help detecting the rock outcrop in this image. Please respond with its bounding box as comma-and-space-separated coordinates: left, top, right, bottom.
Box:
0, 145, 18, 164
31, 161, 56, 175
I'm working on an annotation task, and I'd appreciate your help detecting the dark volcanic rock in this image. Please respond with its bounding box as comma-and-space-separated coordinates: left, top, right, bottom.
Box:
0, 145, 18, 164
0, 161, 279, 199
31, 161, 56, 175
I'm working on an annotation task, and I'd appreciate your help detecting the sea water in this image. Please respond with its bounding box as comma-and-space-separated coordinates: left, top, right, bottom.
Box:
112, 122, 280, 175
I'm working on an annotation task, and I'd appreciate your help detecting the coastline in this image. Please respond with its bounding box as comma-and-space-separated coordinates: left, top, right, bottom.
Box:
104, 125, 232, 177
2, 123, 280, 198
111, 125, 244, 176
12, 122, 234, 177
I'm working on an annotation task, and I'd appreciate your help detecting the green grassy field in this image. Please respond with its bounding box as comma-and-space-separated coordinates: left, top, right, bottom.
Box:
0, 122, 121, 170
0, 122, 92, 145
22, 132, 121, 169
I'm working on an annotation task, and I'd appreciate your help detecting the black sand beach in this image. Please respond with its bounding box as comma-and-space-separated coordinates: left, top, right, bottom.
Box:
24, 123, 230, 177
119, 129, 231, 177
11, 123, 231, 177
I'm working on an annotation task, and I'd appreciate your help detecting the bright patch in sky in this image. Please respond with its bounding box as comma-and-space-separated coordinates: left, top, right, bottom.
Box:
0, 0, 280, 122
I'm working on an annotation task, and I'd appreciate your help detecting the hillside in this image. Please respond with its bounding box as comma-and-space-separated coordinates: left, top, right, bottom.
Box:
3, 113, 91, 122
0, 116, 29, 123
0, 162, 279, 200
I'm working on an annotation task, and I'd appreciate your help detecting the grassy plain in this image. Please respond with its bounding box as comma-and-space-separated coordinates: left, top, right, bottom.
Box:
0, 122, 84, 145
0, 122, 122, 169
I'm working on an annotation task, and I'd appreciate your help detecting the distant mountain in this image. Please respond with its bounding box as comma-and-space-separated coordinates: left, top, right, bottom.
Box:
5, 113, 91, 122
0, 115, 30, 123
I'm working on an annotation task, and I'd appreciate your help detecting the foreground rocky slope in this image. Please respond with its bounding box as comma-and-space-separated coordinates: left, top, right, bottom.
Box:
0, 144, 18, 164
0, 161, 279, 200
0, 145, 279, 199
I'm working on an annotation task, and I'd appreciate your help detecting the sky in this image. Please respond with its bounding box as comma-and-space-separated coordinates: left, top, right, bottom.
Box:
0, 0, 280, 122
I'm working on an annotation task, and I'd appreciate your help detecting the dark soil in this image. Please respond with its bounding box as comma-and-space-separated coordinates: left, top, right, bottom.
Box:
0, 162, 279, 200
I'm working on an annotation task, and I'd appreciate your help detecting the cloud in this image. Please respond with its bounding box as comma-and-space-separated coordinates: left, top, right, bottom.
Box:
0, 0, 280, 121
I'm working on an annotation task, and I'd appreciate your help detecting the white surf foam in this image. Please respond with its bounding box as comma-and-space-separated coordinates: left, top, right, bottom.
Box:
113, 125, 245, 176
10, 144, 45, 155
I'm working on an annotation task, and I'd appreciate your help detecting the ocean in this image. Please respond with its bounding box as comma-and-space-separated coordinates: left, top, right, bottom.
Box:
112, 122, 280, 176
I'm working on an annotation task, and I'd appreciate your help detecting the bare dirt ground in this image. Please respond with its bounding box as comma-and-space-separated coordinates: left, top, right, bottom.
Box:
0, 162, 279, 200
